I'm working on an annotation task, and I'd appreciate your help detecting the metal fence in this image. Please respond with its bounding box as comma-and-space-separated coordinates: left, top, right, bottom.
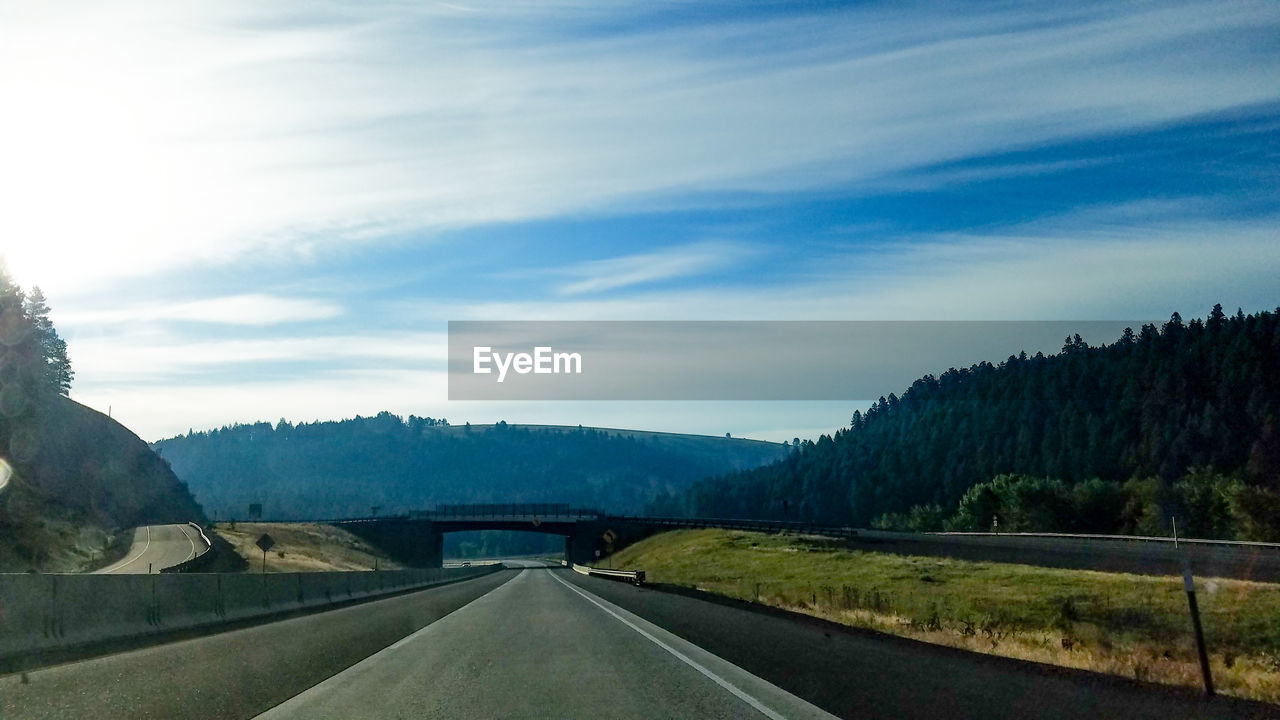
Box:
416, 504, 603, 520
620, 515, 859, 538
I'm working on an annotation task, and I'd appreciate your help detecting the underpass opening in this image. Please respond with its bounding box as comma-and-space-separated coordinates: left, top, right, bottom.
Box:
445, 530, 564, 562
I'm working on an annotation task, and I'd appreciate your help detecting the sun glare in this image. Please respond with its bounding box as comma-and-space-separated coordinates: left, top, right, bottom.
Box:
1, 32, 175, 288
0, 7, 254, 295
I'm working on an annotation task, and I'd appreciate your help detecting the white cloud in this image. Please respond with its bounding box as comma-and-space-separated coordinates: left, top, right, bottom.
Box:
58, 294, 343, 326
68, 331, 447, 383
64, 210, 1279, 440
556, 241, 748, 295
428, 213, 1280, 321
2, 0, 1277, 293
73, 364, 852, 444
9, 2, 1276, 443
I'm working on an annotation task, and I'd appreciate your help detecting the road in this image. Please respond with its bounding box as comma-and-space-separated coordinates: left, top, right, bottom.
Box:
3, 564, 1273, 719
95, 523, 208, 574
258, 561, 837, 719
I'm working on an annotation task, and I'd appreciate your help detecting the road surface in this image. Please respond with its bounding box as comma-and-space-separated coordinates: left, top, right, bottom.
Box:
95, 523, 208, 574
3, 564, 1272, 719
258, 561, 837, 719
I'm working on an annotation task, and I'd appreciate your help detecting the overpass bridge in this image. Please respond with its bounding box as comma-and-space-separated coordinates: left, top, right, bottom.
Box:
329, 503, 857, 567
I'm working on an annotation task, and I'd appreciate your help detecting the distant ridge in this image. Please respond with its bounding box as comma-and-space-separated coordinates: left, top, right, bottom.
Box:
440, 423, 783, 445
153, 415, 789, 521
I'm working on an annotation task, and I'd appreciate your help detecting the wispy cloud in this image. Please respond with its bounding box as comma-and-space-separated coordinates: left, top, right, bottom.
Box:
66, 209, 1280, 440
555, 242, 749, 295
68, 331, 446, 383
7, 1, 1275, 442
59, 294, 343, 327
3, 1, 1277, 292
437, 212, 1280, 322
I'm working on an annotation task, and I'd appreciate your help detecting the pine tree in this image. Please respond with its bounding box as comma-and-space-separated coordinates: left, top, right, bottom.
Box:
24, 287, 73, 395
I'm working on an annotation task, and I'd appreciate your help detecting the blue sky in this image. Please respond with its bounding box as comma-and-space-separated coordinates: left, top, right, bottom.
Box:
1, 0, 1277, 441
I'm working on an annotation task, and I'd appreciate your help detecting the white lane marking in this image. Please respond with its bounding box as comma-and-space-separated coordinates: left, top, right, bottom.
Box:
550, 571, 788, 720
180, 524, 197, 563
102, 525, 153, 573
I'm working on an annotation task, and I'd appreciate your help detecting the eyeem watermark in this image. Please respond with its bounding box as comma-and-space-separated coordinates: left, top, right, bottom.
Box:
449, 320, 1153, 400
473, 346, 582, 383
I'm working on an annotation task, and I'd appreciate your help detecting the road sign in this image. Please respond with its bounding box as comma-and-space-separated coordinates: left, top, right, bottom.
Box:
532, 516, 542, 527
602, 529, 617, 544
256, 534, 276, 553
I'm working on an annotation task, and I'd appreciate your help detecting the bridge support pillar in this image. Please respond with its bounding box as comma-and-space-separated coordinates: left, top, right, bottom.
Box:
337, 520, 443, 568
565, 522, 607, 566
424, 529, 443, 569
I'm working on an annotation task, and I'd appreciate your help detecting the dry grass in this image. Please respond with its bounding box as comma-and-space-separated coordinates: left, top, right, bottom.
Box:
214, 522, 402, 573
0, 514, 126, 572
606, 529, 1280, 704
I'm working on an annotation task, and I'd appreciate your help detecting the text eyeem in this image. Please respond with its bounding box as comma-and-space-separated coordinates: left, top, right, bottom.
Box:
473, 346, 583, 383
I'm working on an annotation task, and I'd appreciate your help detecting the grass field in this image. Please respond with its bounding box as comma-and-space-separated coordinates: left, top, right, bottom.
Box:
214, 522, 403, 573
605, 529, 1280, 704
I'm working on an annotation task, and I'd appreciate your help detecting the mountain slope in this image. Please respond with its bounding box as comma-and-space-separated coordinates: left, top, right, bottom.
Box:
655, 307, 1280, 536
0, 395, 207, 570
152, 417, 788, 520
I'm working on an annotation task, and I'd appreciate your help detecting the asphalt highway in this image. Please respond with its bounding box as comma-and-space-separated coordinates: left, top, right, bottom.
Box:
258, 561, 837, 719
1, 569, 513, 719
4, 563, 1275, 719
95, 524, 208, 574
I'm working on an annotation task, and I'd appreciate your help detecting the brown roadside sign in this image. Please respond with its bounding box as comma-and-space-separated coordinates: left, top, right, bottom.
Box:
256, 533, 276, 553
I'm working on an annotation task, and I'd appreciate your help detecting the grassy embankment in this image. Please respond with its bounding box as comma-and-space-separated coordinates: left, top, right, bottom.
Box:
214, 522, 403, 573
606, 529, 1280, 704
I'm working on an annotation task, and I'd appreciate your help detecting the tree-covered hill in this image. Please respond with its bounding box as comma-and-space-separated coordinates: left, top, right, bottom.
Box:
651, 306, 1280, 540
0, 270, 205, 570
151, 418, 788, 520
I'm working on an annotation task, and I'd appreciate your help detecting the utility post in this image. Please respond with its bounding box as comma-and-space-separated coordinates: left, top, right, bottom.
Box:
1183, 559, 1214, 696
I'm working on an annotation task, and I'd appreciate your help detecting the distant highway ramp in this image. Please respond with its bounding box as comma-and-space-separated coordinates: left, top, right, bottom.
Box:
95, 523, 209, 574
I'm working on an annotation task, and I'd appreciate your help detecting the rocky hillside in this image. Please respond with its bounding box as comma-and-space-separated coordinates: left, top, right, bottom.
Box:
0, 395, 206, 571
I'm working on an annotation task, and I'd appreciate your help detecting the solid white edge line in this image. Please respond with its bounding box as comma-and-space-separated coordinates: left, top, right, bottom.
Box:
104, 525, 152, 573
181, 523, 197, 563
549, 570, 789, 720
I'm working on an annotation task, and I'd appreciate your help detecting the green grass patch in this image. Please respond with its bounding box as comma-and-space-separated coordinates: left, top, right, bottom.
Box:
605, 529, 1280, 703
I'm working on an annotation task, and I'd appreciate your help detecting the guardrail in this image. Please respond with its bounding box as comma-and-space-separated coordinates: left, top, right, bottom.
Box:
925, 530, 1280, 549
162, 522, 216, 574
422, 503, 603, 520
572, 563, 645, 586
617, 515, 859, 538
0, 565, 501, 664
442, 559, 504, 568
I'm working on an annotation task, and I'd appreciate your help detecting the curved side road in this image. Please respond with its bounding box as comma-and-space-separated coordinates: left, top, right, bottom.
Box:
95, 524, 207, 574
0, 570, 514, 720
